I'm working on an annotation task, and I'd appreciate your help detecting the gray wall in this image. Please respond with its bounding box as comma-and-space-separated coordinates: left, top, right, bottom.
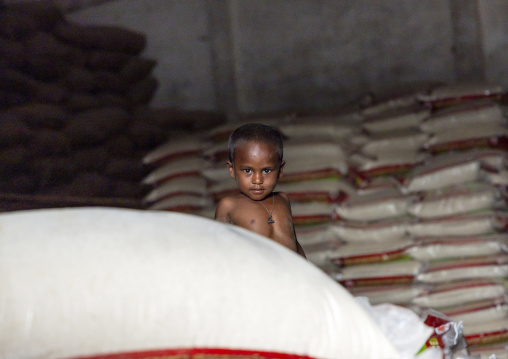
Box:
70, 0, 508, 118
479, 1, 508, 84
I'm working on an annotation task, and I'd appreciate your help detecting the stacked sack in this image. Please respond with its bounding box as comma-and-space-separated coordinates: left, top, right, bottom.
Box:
273, 114, 360, 270
255, 114, 355, 228
315, 88, 436, 283
303, 92, 433, 273
0, 2, 175, 207
412, 85, 508, 356
326, 83, 508, 357
142, 114, 358, 228
142, 82, 508, 357
141, 130, 214, 214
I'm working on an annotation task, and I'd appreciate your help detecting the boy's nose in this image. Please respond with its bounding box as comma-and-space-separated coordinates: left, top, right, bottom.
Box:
252, 172, 263, 184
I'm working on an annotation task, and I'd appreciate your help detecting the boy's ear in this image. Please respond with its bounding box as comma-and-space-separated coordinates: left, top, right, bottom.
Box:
227, 161, 235, 178
278, 160, 285, 178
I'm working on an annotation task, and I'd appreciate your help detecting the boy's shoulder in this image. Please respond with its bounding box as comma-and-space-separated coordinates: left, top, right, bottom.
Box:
275, 191, 289, 200
274, 191, 290, 204
218, 192, 289, 205
215, 195, 241, 222
216, 193, 245, 208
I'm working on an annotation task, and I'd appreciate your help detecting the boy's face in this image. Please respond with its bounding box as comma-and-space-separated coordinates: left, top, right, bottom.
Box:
227, 140, 284, 201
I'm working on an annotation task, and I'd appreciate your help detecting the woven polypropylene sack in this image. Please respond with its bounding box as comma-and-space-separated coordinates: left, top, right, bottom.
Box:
0, 207, 399, 359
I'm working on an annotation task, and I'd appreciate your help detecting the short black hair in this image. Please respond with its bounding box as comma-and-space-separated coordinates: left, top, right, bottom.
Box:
228, 123, 283, 163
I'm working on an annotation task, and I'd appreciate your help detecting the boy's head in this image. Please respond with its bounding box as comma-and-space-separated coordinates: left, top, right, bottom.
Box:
228, 123, 283, 165
227, 123, 285, 201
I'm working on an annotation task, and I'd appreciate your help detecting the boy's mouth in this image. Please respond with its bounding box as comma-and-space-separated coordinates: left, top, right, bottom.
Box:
251, 188, 264, 195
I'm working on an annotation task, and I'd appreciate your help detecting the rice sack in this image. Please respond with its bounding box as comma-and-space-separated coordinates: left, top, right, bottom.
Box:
0, 207, 399, 359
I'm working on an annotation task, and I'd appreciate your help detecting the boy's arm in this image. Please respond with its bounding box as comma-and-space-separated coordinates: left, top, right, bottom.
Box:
294, 229, 307, 259
296, 240, 307, 259
214, 197, 232, 223
280, 192, 307, 259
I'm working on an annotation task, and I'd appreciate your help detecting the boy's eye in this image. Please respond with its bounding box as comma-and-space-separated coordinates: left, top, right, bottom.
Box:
243, 169, 252, 174
263, 169, 271, 174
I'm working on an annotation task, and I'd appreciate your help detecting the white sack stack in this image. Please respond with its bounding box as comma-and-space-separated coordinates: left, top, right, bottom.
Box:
335, 83, 508, 352
139, 81, 508, 354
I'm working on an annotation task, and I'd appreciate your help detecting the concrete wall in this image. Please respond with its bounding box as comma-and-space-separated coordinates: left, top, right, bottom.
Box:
69, 0, 216, 111
229, 0, 455, 114
69, 0, 508, 118
479, 0, 508, 84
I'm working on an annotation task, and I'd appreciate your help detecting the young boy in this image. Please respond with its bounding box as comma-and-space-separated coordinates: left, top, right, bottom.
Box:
214, 123, 306, 258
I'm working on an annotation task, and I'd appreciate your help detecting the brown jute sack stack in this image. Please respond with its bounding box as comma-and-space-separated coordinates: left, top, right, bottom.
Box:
0, 2, 185, 210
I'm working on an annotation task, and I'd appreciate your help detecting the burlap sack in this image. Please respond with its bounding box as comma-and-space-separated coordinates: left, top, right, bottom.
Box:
30, 129, 71, 156
25, 31, 73, 58
54, 21, 146, 55
0, 145, 31, 170
25, 31, 88, 67
105, 134, 135, 157
65, 107, 129, 146
4, 2, 63, 31
64, 171, 114, 197
93, 70, 130, 94
60, 66, 96, 92
133, 106, 225, 130
0, 68, 34, 94
96, 93, 129, 108
0, 69, 66, 103
0, 36, 26, 69
126, 76, 158, 105
0, 11, 39, 40
120, 56, 157, 83
8, 102, 68, 129
71, 146, 110, 172
32, 80, 67, 104
29, 156, 78, 188
24, 55, 71, 81
86, 49, 131, 70
126, 119, 167, 150
111, 179, 143, 198
0, 90, 27, 108
0, 172, 38, 193
104, 158, 146, 181
0, 112, 32, 147
64, 93, 102, 111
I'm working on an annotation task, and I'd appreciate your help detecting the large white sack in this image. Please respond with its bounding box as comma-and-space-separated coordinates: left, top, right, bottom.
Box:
0, 207, 399, 359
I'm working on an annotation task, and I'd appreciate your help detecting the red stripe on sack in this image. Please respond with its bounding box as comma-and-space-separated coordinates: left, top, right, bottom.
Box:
465, 329, 508, 346
68, 347, 319, 359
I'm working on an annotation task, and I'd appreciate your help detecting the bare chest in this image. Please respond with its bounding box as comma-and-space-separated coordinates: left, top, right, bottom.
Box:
228, 203, 296, 251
